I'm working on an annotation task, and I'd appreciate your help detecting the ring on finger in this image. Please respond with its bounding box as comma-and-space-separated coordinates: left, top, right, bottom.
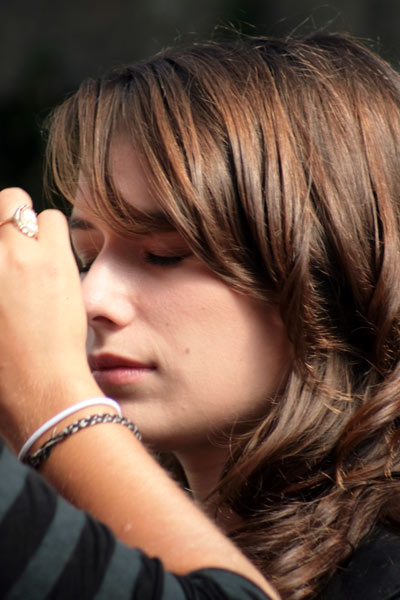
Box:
0, 204, 39, 238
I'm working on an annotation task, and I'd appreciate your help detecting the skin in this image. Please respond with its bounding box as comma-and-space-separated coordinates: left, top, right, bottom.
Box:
70, 138, 292, 500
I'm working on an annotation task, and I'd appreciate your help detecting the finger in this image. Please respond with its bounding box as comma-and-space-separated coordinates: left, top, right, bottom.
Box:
36, 208, 72, 251
0, 187, 34, 219
36, 209, 81, 275
0, 188, 36, 241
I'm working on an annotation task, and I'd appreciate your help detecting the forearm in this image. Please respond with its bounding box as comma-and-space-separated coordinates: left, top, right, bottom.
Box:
0, 439, 272, 600
4, 376, 277, 599
33, 405, 278, 599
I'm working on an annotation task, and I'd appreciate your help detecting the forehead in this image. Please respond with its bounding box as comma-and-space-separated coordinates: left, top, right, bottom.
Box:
76, 137, 157, 213
72, 137, 175, 234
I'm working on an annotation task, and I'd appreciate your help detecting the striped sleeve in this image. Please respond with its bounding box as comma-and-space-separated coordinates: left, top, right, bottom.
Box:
0, 440, 271, 600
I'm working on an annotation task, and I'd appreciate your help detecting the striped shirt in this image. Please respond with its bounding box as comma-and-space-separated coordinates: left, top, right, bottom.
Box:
0, 439, 270, 600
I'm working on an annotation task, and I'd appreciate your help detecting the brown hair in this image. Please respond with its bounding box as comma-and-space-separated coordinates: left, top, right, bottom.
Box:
45, 33, 400, 599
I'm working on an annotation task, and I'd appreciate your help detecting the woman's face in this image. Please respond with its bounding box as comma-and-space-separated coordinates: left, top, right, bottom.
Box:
70, 139, 292, 454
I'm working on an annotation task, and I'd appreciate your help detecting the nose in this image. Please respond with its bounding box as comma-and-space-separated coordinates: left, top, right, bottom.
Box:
81, 257, 136, 329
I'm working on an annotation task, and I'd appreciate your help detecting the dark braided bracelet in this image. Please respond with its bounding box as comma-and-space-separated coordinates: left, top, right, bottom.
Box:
25, 414, 142, 469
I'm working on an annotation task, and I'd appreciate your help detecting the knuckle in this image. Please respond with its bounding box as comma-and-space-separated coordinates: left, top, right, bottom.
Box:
38, 208, 69, 231
0, 187, 33, 207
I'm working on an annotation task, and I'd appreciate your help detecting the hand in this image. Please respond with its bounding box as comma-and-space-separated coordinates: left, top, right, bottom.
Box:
0, 188, 101, 450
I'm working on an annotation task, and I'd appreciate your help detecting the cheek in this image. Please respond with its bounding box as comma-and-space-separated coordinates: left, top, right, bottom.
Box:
210, 303, 291, 402
156, 280, 291, 409
246, 311, 292, 411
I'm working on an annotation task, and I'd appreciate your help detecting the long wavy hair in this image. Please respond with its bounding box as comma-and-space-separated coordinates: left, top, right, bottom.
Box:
45, 33, 400, 599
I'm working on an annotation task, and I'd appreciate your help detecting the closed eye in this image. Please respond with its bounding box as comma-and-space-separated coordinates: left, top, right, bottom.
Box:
144, 252, 192, 267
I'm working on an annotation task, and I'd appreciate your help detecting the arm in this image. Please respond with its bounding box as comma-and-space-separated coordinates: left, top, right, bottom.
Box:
0, 188, 280, 600
0, 438, 271, 600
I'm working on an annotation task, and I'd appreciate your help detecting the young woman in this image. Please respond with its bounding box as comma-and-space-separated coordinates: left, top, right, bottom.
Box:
0, 32, 399, 599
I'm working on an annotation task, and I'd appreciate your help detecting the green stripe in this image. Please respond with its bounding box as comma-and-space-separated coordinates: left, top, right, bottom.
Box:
94, 542, 142, 599
6, 497, 85, 600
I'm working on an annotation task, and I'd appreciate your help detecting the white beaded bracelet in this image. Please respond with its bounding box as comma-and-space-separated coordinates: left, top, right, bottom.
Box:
18, 397, 122, 462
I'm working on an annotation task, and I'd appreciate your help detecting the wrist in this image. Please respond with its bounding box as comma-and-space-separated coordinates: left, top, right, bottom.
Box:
1, 373, 104, 453
24, 411, 141, 470
18, 397, 123, 462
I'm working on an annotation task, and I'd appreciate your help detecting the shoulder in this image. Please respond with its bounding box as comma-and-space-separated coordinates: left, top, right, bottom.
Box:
319, 526, 400, 600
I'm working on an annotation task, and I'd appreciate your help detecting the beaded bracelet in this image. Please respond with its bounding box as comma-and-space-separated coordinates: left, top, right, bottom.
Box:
25, 413, 142, 469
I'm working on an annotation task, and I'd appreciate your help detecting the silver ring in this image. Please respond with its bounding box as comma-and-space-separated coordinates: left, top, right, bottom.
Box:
0, 204, 39, 238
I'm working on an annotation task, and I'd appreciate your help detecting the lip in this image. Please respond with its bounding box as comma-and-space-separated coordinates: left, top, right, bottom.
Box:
89, 353, 156, 388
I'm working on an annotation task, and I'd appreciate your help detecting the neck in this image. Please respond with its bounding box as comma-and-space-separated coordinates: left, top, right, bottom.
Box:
174, 444, 227, 505
175, 445, 243, 534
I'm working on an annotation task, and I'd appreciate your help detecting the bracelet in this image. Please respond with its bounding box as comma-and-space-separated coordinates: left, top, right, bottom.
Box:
18, 398, 122, 462
24, 413, 142, 469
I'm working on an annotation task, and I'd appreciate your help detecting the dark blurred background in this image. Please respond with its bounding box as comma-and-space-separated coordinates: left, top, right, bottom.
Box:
1, 0, 400, 211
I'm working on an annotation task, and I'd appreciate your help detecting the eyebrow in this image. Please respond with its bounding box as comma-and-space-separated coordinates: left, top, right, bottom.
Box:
69, 216, 95, 231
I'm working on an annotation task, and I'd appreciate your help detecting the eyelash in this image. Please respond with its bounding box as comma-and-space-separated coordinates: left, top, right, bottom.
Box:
144, 252, 189, 266
75, 252, 189, 274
